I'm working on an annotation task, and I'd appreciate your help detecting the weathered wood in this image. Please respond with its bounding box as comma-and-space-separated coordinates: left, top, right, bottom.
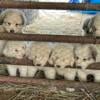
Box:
0, 1, 99, 10
0, 33, 97, 44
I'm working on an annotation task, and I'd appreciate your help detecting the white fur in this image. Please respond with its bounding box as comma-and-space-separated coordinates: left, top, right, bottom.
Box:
27, 66, 38, 77
48, 44, 75, 80
74, 44, 96, 69
55, 67, 77, 80
64, 68, 77, 80
28, 42, 51, 66
42, 67, 56, 79
3, 41, 27, 77
93, 14, 100, 36
49, 44, 74, 68
93, 44, 100, 62
0, 9, 26, 56
7, 65, 18, 76
0, 40, 6, 55
3, 41, 26, 59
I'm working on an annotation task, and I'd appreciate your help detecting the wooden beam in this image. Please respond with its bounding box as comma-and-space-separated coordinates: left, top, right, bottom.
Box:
0, 56, 100, 70
0, 1, 99, 10
0, 33, 97, 44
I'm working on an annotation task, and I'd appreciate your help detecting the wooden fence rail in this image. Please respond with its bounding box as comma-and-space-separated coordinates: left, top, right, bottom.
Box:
0, 33, 99, 44
0, 1, 100, 10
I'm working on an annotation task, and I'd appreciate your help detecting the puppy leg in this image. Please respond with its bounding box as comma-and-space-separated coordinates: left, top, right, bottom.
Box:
7, 65, 17, 76
18, 66, 27, 77
44, 67, 56, 79
77, 69, 87, 81
27, 66, 38, 77
64, 68, 77, 81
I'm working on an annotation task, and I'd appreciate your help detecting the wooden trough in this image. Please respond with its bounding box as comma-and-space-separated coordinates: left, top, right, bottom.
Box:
0, 1, 99, 100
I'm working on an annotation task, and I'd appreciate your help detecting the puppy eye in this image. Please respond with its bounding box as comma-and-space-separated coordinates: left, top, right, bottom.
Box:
7, 22, 11, 25
22, 46, 25, 49
16, 24, 21, 27
15, 49, 18, 52
76, 56, 79, 60
83, 58, 86, 61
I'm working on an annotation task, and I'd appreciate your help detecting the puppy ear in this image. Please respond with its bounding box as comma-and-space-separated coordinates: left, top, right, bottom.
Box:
88, 17, 96, 34
0, 9, 9, 24
83, 18, 90, 34
3, 44, 9, 56
89, 46, 97, 61
83, 16, 96, 36
19, 11, 27, 25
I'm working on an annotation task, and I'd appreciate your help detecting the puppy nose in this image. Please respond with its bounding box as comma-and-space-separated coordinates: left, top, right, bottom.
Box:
76, 66, 82, 68
56, 65, 61, 68
10, 29, 14, 33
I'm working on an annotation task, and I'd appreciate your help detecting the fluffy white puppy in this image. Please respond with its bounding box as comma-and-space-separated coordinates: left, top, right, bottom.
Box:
49, 44, 74, 68
28, 42, 51, 66
74, 44, 96, 69
3, 41, 28, 77
27, 42, 57, 79
3, 41, 26, 59
48, 44, 75, 80
0, 9, 26, 33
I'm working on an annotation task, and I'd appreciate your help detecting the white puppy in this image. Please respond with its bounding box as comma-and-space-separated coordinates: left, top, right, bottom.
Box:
27, 42, 56, 79
3, 41, 28, 77
49, 44, 74, 68
74, 44, 96, 69
48, 44, 76, 80
0, 9, 26, 33
28, 42, 51, 66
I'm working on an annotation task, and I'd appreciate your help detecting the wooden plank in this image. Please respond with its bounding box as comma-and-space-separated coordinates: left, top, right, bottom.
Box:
0, 1, 99, 10
0, 33, 97, 44
0, 56, 100, 70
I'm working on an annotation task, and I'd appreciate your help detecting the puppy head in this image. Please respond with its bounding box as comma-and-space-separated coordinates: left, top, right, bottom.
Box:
74, 45, 96, 69
54, 49, 74, 69
3, 41, 26, 59
0, 9, 26, 33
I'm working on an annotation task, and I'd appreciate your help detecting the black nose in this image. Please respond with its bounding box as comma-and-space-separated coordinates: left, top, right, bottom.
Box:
10, 29, 14, 33
56, 65, 61, 68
